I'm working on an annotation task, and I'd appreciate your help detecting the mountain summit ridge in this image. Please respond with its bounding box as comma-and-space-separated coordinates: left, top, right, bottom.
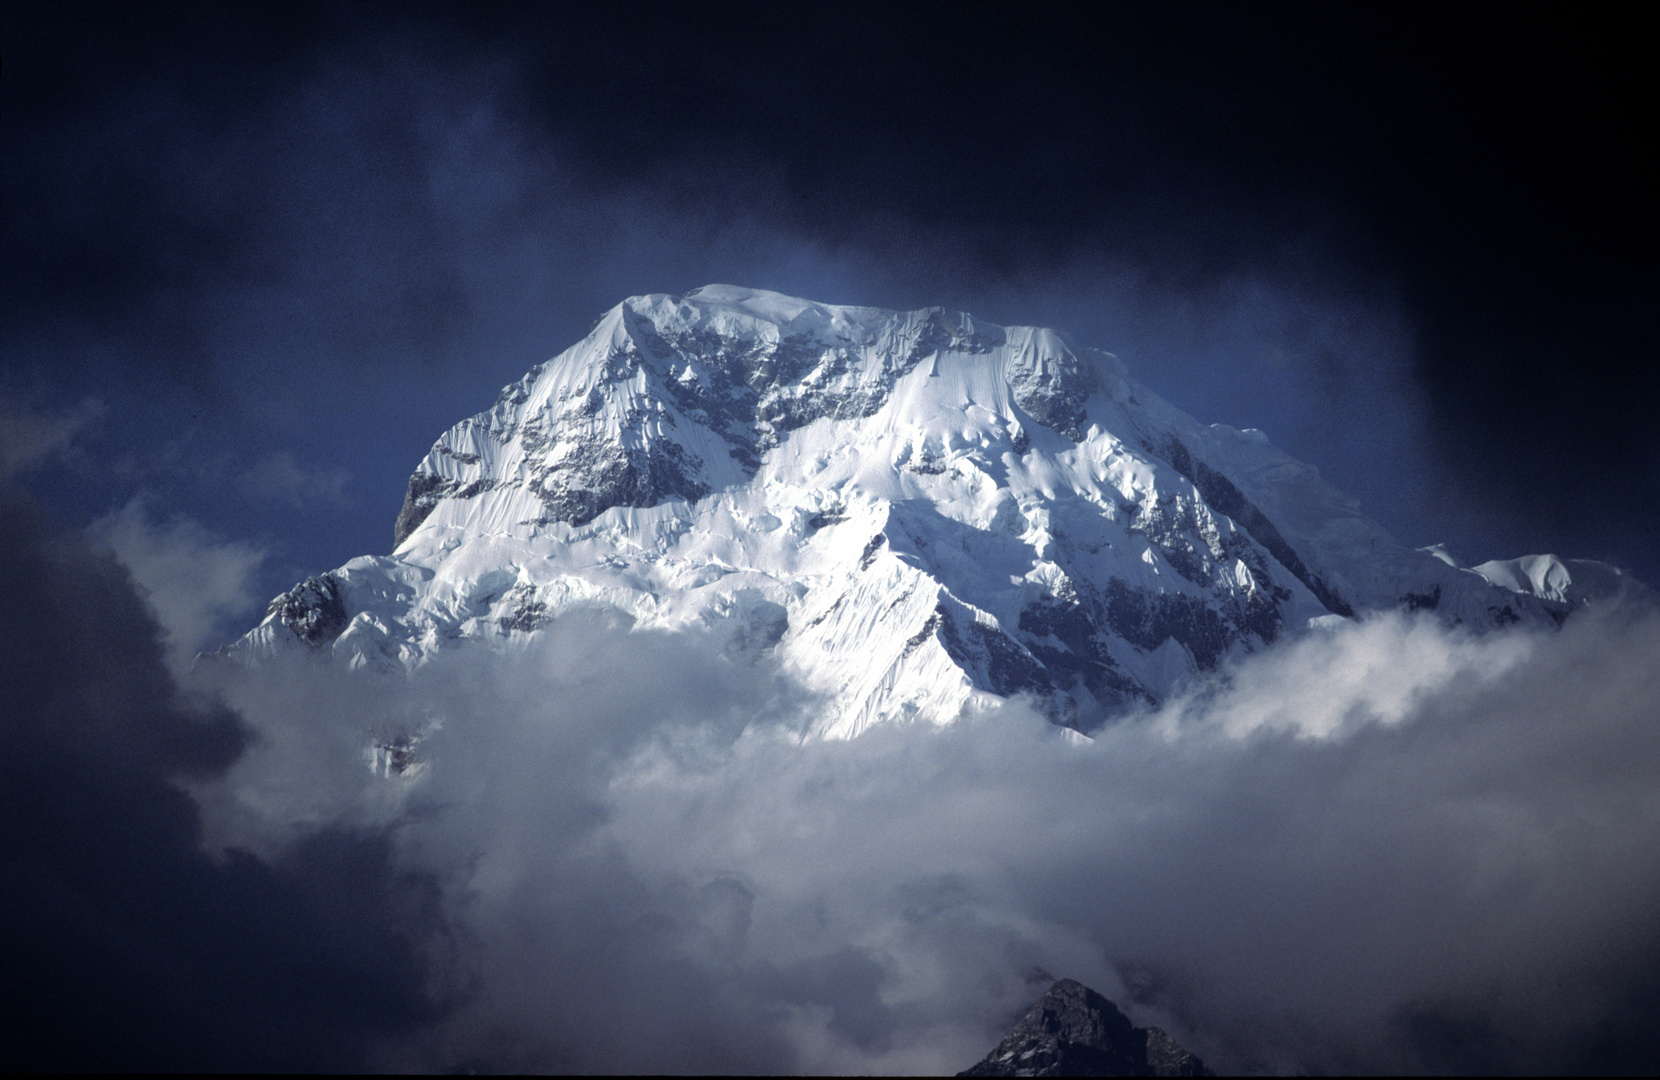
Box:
229, 286, 1611, 737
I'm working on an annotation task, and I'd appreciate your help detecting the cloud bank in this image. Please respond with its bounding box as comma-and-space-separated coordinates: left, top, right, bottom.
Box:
188, 592, 1660, 1074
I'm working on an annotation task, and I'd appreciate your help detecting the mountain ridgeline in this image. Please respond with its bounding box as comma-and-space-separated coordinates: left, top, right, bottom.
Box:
230, 286, 1619, 737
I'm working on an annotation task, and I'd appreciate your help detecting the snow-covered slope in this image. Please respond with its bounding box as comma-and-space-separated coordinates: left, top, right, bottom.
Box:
228, 286, 1580, 737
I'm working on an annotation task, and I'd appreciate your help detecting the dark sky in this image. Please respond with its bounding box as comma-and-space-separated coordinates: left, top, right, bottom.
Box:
4, 7, 1660, 1073
4, 3, 1654, 596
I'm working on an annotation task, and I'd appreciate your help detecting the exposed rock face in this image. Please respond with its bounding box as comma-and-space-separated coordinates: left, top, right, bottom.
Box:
393, 473, 497, 548
265, 574, 347, 648
960, 979, 1210, 1077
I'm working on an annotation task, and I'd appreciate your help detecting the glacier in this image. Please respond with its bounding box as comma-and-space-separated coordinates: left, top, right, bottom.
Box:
225, 285, 1612, 738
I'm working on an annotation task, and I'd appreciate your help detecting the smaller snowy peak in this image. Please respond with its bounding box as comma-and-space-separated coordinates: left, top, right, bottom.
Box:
1157, 416, 1575, 628
1471, 553, 1634, 607
1418, 546, 1638, 609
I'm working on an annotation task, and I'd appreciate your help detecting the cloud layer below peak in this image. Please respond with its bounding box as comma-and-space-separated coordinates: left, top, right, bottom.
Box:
194, 594, 1660, 1074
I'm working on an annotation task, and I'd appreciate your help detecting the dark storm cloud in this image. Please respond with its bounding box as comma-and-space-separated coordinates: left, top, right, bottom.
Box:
0, 483, 447, 1071
4, 4, 1653, 581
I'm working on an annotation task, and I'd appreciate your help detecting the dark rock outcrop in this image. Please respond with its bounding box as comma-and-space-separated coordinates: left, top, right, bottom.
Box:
394, 472, 498, 548
959, 979, 1210, 1077
267, 574, 348, 648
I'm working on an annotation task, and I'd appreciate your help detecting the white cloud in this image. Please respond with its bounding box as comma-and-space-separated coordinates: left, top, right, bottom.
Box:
192, 600, 1660, 1074
1153, 609, 1540, 741
239, 450, 351, 508
88, 497, 267, 673
0, 392, 104, 478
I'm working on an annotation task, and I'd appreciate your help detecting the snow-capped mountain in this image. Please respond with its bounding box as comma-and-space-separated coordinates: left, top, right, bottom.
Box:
227, 286, 1612, 737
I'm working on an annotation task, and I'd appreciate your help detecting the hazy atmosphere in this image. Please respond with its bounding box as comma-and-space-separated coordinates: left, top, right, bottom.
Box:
4, 5, 1656, 1073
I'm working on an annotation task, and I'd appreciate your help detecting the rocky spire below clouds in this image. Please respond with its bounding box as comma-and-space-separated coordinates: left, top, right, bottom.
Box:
959, 979, 1210, 1077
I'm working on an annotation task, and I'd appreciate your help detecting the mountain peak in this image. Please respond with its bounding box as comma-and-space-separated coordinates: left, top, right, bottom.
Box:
235, 287, 1583, 737
959, 978, 1211, 1077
